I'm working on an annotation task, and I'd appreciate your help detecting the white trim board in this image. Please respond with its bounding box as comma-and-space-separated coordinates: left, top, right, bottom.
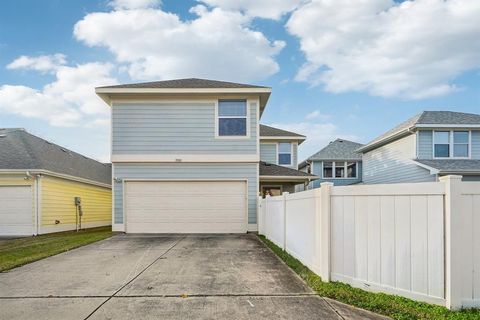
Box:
111, 154, 259, 163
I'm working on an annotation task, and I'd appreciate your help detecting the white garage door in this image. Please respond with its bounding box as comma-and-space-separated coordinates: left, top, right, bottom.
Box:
0, 186, 34, 236
125, 181, 247, 233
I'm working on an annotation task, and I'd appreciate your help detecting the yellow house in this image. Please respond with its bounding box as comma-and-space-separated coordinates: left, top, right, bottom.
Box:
0, 128, 112, 236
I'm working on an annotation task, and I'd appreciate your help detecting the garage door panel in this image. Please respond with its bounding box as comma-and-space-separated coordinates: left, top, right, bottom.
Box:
0, 186, 33, 235
125, 181, 246, 233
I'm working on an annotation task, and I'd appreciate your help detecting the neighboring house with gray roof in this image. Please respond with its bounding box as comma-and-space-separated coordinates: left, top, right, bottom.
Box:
358, 111, 480, 184
96, 78, 317, 233
298, 139, 364, 190
0, 128, 111, 236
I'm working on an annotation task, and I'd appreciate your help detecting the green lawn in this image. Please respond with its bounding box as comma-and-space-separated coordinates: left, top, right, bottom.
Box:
0, 227, 113, 272
258, 235, 480, 320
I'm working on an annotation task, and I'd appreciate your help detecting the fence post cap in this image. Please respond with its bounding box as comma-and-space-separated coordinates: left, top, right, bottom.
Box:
282, 192, 290, 195
439, 175, 463, 182
320, 182, 334, 187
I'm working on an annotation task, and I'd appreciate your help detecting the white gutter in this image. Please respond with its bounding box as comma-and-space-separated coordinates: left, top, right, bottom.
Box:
259, 175, 319, 181
0, 170, 111, 188
95, 87, 272, 94
415, 124, 480, 128
260, 136, 306, 141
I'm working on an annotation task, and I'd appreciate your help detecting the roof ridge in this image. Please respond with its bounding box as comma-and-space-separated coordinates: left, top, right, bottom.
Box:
97, 77, 270, 89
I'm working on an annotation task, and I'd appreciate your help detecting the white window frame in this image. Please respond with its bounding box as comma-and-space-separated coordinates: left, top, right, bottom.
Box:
277, 142, 293, 166
215, 99, 250, 139
432, 130, 471, 159
322, 161, 358, 179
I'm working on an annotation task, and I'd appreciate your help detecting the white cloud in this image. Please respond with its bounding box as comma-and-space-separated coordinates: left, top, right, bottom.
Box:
109, 0, 160, 10
305, 110, 330, 120
287, 0, 480, 99
73, 5, 284, 82
0, 59, 117, 127
269, 122, 360, 161
199, 0, 305, 20
6, 53, 66, 74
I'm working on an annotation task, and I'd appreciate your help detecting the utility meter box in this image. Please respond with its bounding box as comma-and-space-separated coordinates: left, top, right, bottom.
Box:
74, 197, 81, 206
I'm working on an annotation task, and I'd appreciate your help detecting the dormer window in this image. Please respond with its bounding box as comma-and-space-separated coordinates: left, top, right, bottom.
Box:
433, 130, 470, 158
217, 100, 247, 137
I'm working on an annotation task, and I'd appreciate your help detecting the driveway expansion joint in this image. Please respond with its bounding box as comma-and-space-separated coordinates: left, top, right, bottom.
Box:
83, 235, 187, 320
323, 297, 346, 320
0, 293, 320, 299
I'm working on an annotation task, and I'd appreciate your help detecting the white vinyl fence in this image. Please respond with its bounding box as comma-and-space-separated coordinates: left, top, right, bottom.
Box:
258, 176, 480, 310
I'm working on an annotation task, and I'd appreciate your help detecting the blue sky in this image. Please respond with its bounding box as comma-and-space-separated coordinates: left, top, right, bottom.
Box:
0, 0, 479, 161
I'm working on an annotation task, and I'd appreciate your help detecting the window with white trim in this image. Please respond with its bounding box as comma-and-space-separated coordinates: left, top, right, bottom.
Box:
278, 143, 292, 165
217, 100, 247, 136
434, 131, 469, 158
323, 161, 333, 178
323, 161, 358, 179
453, 131, 469, 157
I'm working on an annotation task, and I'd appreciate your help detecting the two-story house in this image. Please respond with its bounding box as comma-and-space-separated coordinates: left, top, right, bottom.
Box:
96, 78, 315, 234
297, 139, 364, 190
358, 111, 480, 184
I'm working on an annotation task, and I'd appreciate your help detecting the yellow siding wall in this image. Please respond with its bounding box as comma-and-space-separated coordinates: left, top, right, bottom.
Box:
41, 176, 111, 232
0, 174, 34, 186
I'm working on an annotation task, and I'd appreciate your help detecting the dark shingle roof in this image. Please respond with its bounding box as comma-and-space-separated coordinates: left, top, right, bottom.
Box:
97, 78, 270, 89
360, 111, 480, 153
0, 128, 111, 185
417, 111, 480, 125
306, 139, 364, 161
260, 124, 305, 138
415, 159, 480, 173
259, 161, 316, 178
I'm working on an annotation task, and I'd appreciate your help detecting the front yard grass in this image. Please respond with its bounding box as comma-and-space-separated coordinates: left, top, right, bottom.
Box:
0, 226, 113, 272
258, 235, 480, 320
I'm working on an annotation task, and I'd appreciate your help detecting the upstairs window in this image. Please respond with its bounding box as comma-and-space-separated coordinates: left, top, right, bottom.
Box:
335, 161, 345, 178
278, 143, 292, 165
434, 131, 450, 158
453, 131, 469, 157
346, 161, 357, 178
323, 161, 333, 178
217, 100, 247, 137
323, 161, 358, 179
434, 131, 470, 158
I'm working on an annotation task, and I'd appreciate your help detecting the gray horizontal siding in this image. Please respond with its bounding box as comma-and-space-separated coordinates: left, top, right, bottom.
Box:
113, 163, 258, 225
363, 134, 435, 184
472, 130, 480, 159
309, 160, 362, 188
259, 141, 298, 169
112, 102, 257, 154
417, 130, 433, 159
260, 143, 276, 164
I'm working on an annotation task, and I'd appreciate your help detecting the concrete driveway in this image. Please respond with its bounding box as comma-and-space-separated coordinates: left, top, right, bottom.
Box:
0, 234, 386, 319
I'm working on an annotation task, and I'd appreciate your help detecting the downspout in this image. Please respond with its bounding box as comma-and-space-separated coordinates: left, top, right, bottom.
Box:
31, 172, 40, 236
35, 176, 39, 235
